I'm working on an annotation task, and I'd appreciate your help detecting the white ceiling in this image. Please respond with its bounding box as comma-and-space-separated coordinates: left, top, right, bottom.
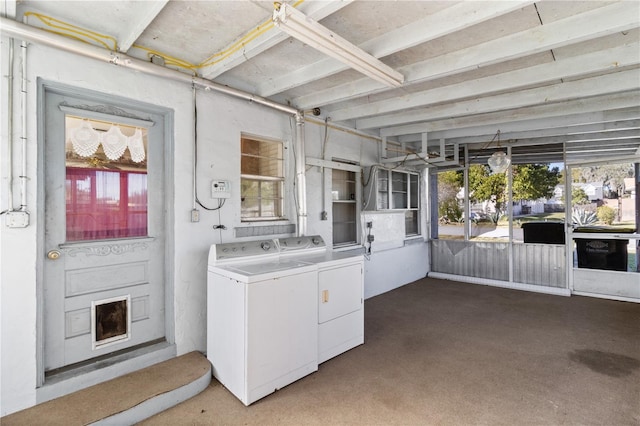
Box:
11, 0, 640, 166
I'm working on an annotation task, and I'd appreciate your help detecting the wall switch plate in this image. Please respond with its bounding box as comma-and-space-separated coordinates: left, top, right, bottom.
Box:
5, 210, 30, 228
211, 180, 230, 198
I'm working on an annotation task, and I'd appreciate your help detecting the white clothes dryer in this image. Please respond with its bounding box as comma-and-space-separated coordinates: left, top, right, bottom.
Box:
279, 236, 365, 363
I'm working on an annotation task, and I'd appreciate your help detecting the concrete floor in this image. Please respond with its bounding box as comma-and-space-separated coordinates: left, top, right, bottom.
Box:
143, 278, 640, 425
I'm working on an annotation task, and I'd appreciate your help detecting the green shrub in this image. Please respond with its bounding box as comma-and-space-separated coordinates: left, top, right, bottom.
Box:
438, 199, 463, 223
596, 205, 616, 225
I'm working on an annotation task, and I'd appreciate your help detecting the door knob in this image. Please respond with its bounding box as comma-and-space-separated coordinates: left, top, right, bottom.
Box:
47, 250, 61, 260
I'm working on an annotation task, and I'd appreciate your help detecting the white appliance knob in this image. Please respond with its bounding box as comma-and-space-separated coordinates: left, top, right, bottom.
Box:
261, 242, 271, 251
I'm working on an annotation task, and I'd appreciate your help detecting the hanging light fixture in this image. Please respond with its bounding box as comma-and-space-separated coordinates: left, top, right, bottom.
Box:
486, 130, 510, 174
272, 2, 404, 88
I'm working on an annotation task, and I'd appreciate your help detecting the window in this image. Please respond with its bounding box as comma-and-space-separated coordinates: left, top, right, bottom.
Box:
241, 136, 284, 220
332, 168, 358, 246
374, 168, 420, 236
65, 115, 148, 242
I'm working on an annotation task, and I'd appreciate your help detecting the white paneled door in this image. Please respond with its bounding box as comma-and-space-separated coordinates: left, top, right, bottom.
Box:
43, 87, 168, 373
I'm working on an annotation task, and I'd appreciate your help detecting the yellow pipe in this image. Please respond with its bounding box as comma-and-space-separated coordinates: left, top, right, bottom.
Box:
23, 1, 307, 74
24, 12, 117, 51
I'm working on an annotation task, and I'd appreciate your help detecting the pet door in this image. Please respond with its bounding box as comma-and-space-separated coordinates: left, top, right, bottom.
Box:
91, 295, 131, 350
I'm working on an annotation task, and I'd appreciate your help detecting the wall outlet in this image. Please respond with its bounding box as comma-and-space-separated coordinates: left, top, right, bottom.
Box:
190, 209, 200, 222
211, 180, 231, 199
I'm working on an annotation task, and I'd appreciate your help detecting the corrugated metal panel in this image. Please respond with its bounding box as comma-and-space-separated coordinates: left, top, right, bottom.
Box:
513, 243, 565, 287
431, 240, 566, 288
431, 240, 508, 281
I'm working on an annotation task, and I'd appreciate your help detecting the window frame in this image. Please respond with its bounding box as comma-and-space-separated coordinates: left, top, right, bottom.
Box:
376, 168, 421, 237
331, 167, 360, 247
240, 134, 286, 222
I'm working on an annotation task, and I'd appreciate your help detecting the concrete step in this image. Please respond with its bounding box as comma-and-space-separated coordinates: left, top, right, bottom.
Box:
2, 351, 211, 425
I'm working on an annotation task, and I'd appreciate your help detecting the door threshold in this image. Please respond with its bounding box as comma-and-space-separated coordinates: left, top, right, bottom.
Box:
37, 341, 176, 404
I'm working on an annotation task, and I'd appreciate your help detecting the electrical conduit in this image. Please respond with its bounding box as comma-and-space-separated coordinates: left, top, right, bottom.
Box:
0, 17, 309, 230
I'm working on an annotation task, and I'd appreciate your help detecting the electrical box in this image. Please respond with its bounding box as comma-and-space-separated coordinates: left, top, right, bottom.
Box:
211, 180, 230, 199
5, 210, 30, 228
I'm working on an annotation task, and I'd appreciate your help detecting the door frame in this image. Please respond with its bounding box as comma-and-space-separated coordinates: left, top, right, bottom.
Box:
36, 79, 175, 386
565, 159, 639, 302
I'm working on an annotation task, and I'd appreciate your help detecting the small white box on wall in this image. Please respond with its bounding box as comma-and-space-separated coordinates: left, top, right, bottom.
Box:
211, 180, 231, 198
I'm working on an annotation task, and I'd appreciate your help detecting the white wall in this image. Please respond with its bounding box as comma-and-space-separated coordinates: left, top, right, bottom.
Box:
364, 240, 429, 299
0, 39, 430, 415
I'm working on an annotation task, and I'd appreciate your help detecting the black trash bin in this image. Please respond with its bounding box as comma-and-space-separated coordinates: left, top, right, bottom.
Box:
574, 226, 635, 271
521, 221, 565, 244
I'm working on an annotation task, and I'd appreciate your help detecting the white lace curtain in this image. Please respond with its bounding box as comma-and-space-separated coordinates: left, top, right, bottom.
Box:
70, 120, 146, 163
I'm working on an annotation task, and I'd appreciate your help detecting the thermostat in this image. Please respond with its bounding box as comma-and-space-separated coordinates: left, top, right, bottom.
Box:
211, 180, 230, 198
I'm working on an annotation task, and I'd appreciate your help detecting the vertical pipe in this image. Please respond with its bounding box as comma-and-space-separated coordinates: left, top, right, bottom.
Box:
192, 83, 197, 210
19, 38, 27, 211
295, 112, 307, 236
6, 37, 14, 209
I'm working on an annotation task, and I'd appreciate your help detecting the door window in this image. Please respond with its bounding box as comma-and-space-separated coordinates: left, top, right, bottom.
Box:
65, 115, 148, 241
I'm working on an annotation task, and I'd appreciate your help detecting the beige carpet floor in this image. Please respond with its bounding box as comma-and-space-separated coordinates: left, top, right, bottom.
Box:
2, 351, 210, 425
142, 277, 640, 425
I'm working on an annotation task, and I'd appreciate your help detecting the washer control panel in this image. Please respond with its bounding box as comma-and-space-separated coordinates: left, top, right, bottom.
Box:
278, 235, 326, 254
210, 235, 327, 264
212, 239, 279, 262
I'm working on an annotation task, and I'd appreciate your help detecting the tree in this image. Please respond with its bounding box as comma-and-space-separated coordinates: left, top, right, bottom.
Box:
437, 170, 463, 222
571, 187, 589, 205
468, 164, 507, 213
512, 164, 560, 201
467, 164, 559, 215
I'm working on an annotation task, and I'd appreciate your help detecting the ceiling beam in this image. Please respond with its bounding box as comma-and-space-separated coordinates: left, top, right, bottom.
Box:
200, 1, 352, 79
380, 93, 640, 137
427, 108, 640, 142
449, 128, 640, 149
118, 1, 169, 52
257, 0, 533, 97
328, 43, 640, 122
294, 1, 640, 109
357, 69, 640, 129
405, 119, 640, 145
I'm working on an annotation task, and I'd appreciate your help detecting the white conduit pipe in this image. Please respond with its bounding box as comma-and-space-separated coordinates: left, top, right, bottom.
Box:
19, 38, 27, 210
0, 18, 298, 116
6, 37, 14, 208
0, 17, 310, 227
295, 113, 307, 236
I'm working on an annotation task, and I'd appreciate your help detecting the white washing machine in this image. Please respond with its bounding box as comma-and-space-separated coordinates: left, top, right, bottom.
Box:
207, 239, 318, 406
279, 236, 364, 363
